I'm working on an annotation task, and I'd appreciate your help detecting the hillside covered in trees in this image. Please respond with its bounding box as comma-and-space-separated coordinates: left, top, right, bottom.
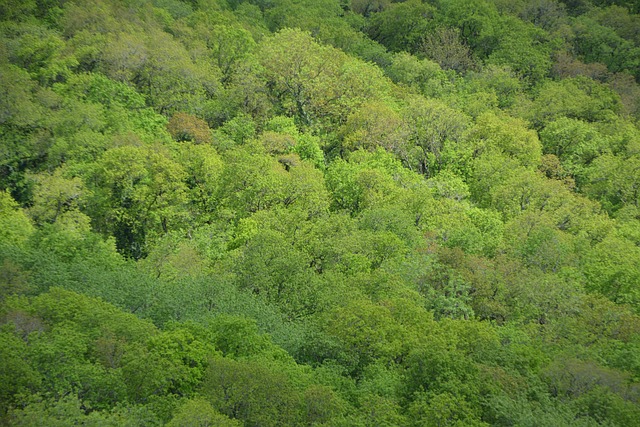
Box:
2, 0, 640, 425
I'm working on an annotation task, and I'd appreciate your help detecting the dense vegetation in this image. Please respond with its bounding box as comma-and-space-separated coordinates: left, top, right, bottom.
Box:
1, 0, 640, 425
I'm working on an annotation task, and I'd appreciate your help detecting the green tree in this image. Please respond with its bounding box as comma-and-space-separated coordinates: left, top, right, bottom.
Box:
486, 16, 553, 86
571, 15, 640, 81
584, 152, 640, 214
403, 97, 470, 177
258, 28, 393, 128
101, 29, 212, 115
418, 174, 504, 257
202, 357, 303, 427
0, 191, 34, 247
216, 145, 287, 219
366, 0, 435, 53
583, 233, 640, 307
420, 27, 477, 74
519, 76, 622, 128
0, 329, 41, 416
339, 101, 409, 158
234, 228, 319, 319
258, 28, 342, 127
464, 65, 523, 109
408, 391, 488, 427
4, 22, 78, 85
88, 144, 188, 258
326, 148, 420, 214
465, 112, 542, 168
27, 168, 88, 225
539, 117, 610, 186
323, 298, 403, 372
176, 142, 223, 222
167, 112, 212, 144
351, 0, 391, 17
0, 64, 48, 202
207, 23, 257, 85
167, 398, 241, 427
386, 52, 455, 99
434, 0, 501, 58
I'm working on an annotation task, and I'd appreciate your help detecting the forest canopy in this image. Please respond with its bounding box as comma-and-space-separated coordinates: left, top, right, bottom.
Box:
1, 0, 640, 426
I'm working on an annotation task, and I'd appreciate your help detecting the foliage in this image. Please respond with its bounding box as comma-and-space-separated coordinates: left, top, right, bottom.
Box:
1, 0, 640, 425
